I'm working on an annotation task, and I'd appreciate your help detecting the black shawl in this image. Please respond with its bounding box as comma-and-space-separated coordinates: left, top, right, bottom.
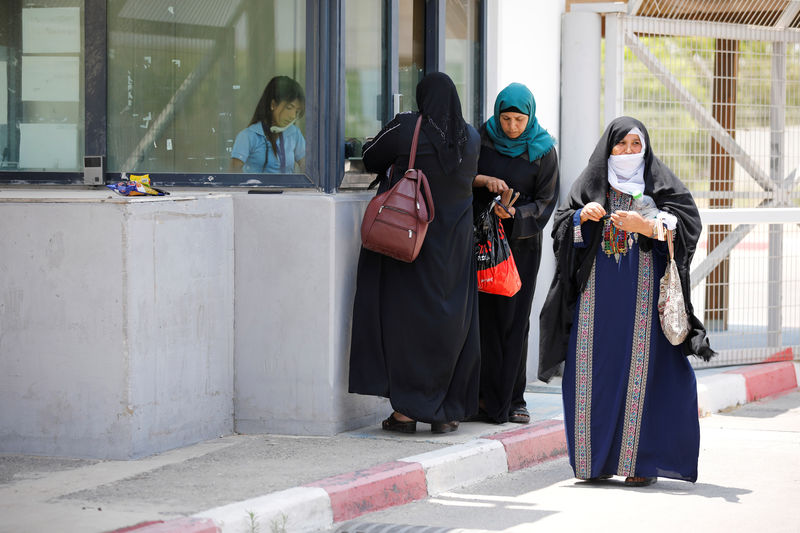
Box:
416, 72, 469, 174
538, 116, 715, 382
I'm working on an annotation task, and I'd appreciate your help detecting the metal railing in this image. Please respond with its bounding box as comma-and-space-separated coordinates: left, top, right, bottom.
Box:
607, 3, 800, 367
692, 208, 800, 367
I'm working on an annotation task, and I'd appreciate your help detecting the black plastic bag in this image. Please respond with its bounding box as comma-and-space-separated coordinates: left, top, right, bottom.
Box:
474, 203, 521, 297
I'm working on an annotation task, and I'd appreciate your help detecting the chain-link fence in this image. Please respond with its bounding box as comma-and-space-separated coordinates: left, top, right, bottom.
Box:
607, 1, 800, 366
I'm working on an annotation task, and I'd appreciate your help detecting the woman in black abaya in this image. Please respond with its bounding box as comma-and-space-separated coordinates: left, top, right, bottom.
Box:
472, 83, 559, 424
348, 72, 481, 434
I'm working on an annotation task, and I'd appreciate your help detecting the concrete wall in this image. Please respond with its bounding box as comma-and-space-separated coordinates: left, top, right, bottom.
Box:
0, 193, 234, 459
0, 189, 389, 457
233, 192, 388, 436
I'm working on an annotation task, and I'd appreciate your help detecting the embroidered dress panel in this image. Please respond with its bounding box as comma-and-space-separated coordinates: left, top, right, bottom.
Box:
573, 263, 596, 479
602, 188, 633, 260
617, 249, 654, 476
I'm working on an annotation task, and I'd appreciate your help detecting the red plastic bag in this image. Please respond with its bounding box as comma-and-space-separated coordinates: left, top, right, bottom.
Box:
474, 203, 521, 297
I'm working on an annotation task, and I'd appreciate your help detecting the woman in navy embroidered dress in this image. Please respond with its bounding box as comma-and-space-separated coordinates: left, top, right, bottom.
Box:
539, 117, 715, 486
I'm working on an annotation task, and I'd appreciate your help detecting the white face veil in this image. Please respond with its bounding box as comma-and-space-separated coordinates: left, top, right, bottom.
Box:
270, 119, 296, 133
607, 127, 646, 197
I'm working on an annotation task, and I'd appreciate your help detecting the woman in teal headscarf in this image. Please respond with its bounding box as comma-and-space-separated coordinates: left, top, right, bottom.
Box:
472, 82, 560, 424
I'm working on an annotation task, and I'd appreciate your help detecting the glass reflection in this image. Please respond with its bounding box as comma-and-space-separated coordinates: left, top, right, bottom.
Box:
0, 2, 85, 171
398, 0, 425, 114
446, 0, 481, 126
107, 0, 306, 178
230, 76, 305, 173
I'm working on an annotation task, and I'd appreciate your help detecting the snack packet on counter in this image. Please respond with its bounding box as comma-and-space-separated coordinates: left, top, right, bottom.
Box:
106, 174, 169, 196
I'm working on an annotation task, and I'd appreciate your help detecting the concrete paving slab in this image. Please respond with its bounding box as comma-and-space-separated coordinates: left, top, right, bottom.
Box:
1, 361, 797, 533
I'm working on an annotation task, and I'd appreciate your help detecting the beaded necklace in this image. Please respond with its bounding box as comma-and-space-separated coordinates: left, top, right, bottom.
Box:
602, 188, 634, 261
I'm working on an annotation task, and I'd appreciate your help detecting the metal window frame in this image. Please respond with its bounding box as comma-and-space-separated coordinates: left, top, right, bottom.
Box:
85, 0, 106, 161
426, 0, 487, 126
384, 0, 400, 120
425, 0, 446, 75
2, 0, 485, 193
1, 0, 333, 191
478, 0, 487, 125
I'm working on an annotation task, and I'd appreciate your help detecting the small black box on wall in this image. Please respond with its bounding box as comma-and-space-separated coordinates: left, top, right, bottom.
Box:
84, 156, 105, 185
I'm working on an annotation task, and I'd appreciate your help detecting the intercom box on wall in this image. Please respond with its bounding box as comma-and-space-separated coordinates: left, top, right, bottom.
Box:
83, 156, 105, 185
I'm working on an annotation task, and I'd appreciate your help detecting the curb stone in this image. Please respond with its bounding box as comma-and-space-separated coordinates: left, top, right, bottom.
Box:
115, 361, 799, 533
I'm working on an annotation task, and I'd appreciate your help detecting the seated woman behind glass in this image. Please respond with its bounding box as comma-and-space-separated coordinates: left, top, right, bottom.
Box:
230, 76, 306, 173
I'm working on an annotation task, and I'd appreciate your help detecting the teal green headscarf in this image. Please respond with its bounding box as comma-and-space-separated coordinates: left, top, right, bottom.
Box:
485, 83, 555, 161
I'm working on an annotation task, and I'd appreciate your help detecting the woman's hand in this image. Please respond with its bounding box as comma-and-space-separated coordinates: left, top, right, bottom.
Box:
579, 202, 606, 223
610, 210, 654, 236
474, 174, 509, 194
493, 188, 519, 219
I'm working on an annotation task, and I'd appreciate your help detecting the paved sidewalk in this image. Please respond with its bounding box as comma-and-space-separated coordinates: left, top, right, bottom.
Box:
1, 361, 797, 533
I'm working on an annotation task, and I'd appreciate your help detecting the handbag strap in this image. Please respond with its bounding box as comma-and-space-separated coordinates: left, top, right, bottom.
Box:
665, 228, 675, 260
405, 114, 434, 222
418, 168, 435, 222
408, 115, 423, 169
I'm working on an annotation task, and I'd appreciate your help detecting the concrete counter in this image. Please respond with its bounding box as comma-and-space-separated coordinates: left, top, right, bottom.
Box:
0, 189, 388, 458
0, 193, 235, 459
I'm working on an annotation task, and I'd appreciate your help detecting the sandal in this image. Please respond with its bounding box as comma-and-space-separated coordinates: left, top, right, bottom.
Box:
508, 407, 530, 424
381, 413, 416, 434
624, 476, 657, 487
586, 474, 613, 482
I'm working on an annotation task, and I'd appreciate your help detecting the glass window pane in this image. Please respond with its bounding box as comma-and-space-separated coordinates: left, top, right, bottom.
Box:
107, 0, 306, 183
0, 2, 85, 171
398, 0, 425, 113
344, 0, 384, 161
446, 0, 481, 126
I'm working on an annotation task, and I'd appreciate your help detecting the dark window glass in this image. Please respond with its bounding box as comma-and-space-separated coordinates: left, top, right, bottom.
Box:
107, 0, 307, 185
446, 0, 481, 127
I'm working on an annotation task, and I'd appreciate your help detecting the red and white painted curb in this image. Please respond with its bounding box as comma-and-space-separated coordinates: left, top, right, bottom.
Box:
115, 360, 799, 533
696, 360, 800, 416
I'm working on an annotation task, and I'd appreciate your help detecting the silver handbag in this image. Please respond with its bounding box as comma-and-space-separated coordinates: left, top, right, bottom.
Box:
658, 229, 690, 345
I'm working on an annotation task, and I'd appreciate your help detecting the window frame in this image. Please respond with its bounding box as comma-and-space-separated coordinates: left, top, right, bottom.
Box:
1, 0, 484, 193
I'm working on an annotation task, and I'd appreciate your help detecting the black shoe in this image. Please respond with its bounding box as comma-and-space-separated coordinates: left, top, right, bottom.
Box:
382, 414, 416, 434
431, 421, 459, 434
624, 476, 657, 487
586, 474, 613, 482
508, 407, 530, 424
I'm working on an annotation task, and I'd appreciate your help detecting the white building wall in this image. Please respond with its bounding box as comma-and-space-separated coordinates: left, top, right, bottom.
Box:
488, 0, 567, 379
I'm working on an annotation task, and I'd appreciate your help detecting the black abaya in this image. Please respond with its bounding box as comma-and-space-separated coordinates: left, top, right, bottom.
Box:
348, 111, 481, 424
474, 126, 559, 422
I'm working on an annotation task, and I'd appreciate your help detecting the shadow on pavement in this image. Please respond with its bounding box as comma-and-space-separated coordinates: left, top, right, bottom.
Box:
568, 478, 752, 503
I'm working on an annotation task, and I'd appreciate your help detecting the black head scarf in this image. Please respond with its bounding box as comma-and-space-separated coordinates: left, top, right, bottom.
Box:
416, 72, 469, 174
539, 116, 715, 382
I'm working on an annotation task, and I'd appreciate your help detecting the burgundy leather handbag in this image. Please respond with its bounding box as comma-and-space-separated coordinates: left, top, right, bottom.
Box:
360, 115, 435, 263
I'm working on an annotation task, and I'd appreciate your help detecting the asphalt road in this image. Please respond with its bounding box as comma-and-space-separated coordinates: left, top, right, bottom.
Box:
333, 390, 800, 533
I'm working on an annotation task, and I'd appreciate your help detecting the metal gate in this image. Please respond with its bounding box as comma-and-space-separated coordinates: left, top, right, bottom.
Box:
603, 1, 800, 367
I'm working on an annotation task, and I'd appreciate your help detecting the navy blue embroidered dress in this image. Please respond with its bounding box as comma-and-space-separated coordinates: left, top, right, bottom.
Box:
563, 188, 700, 482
